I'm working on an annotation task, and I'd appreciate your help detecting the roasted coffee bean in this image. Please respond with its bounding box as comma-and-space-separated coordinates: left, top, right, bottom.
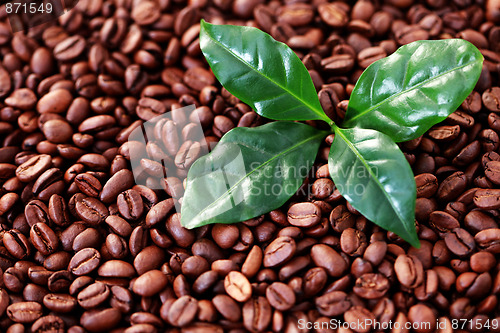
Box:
444, 228, 476, 257
415, 173, 438, 198
340, 228, 367, 256
212, 294, 240, 322
98, 260, 135, 278
470, 251, 496, 273
287, 202, 321, 227
16, 154, 52, 182
475, 228, 500, 253
483, 87, 500, 112
438, 171, 467, 202
133, 270, 168, 297
31, 315, 65, 332
242, 296, 272, 332
315, 291, 351, 316
54, 36, 86, 61
415, 269, 439, 301
263, 236, 296, 268
3, 227, 29, 259
75, 197, 109, 225
30, 223, 59, 255
266, 282, 295, 311
80, 308, 122, 332
167, 295, 198, 327
429, 211, 460, 233
69, 248, 101, 276
78, 282, 110, 309
394, 255, 424, 288
344, 306, 375, 333
43, 293, 77, 313
318, 3, 348, 27
117, 189, 144, 220
224, 271, 252, 302
7, 301, 43, 323
75, 173, 102, 197
311, 244, 347, 277
353, 273, 390, 299
474, 189, 500, 209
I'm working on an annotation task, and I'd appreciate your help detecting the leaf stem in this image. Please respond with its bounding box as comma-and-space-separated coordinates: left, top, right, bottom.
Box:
329, 121, 338, 132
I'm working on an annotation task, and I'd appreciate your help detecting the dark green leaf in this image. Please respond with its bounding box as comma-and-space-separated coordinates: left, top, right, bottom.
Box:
329, 127, 419, 247
181, 122, 327, 229
199, 20, 329, 122
343, 39, 483, 142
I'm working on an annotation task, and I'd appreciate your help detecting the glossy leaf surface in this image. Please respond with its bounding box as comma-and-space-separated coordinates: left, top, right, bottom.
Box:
181, 122, 327, 229
343, 39, 483, 142
199, 20, 329, 122
329, 127, 419, 247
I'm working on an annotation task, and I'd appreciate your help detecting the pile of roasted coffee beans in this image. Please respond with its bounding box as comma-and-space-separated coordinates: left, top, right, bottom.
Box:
0, 0, 499, 332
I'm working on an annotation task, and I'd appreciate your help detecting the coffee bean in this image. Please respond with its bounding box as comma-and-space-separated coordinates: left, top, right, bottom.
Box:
78, 282, 110, 309
212, 294, 240, 322
429, 211, 460, 233
354, 273, 390, 299
265, 282, 295, 311
98, 260, 135, 278
474, 189, 500, 209
133, 245, 165, 275
263, 236, 296, 268
415, 173, 438, 198
287, 202, 321, 227
75, 196, 109, 225
167, 295, 198, 327
242, 296, 272, 332
224, 271, 252, 302
444, 228, 476, 257
344, 306, 375, 333
3, 229, 31, 259
30, 223, 59, 255
475, 228, 500, 253
341, 228, 367, 256
394, 254, 424, 288
483, 87, 500, 112
32, 315, 65, 333
16, 154, 52, 182
408, 304, 436, 333
133, 270, 168, 297
75, 173, 102, 197
7, 301, 43, 323
54, 36, 86, 61
100, 169, 135, 204
80, 308, 122, 332
5, 88, 37, 110
318, 3, 348, 27
311, 244, 347, 277
438, 171, 467, 202
43, 293, 77, 313
69, 248, 101, 276
363, 241, 387, 266
212, 115, 234, 138
315, 290, 351, 316
470, 251, 496, 273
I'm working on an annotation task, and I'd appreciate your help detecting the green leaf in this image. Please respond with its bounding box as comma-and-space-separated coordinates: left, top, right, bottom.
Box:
181, 122, 327, 229
329, 127, 419, 247
343, 39, 483, 142
199, 20, 329, 122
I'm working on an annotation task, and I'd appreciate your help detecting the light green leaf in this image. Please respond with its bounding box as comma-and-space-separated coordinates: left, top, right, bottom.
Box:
344, 39, 483, 142
200, 20, 329, 122
181, 122, 327, 229
329, 127, 419, 247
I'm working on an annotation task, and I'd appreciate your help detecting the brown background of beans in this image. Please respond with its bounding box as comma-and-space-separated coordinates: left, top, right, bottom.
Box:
0, 0, 499, 332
